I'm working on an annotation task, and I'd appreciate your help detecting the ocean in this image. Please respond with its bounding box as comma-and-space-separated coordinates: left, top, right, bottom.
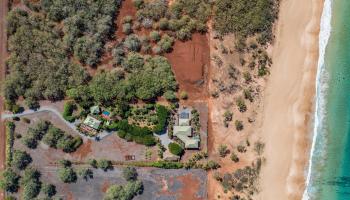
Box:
303, 0, 350, 199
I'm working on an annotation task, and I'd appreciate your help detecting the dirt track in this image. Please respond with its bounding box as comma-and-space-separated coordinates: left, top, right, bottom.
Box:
0, 0, 8, 200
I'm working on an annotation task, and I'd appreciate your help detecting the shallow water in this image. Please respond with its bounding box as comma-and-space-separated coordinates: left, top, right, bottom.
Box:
306, 0, 350, 199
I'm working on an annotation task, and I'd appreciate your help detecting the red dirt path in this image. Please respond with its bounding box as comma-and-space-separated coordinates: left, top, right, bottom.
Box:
0, 0, 8, 200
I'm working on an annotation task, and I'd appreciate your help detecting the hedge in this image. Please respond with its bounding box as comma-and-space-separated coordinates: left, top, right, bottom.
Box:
5, 122, 15, 167
115, 120, 156, 146
62, 101, 76, 122
153, 105, 169, 134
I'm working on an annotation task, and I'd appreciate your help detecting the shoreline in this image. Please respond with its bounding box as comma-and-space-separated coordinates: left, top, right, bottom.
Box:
303, 0, 332, 198
259, 0, 324, 199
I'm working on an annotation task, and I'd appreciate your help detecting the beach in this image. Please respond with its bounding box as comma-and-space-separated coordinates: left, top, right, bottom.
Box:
259, 0, 324, 199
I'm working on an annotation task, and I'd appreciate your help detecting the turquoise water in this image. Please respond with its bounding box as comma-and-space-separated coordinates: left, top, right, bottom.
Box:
311, 0, 350, 199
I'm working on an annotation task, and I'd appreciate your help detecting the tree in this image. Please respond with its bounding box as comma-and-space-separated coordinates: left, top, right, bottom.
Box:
157, 34, 174, 53
58, 167, 77, 183
122, 52, 144, 71
218, 144, 228, 157
124, 34, 141, 52
168, 143, 184, 156
12, 150, 32, 170
149, 31, 161, 42
21, 168, 41, 200
122, 23, 133, 35
42, 126, 64, 148
0, 169, 20, 193
41, 183, 56, 197
164, 91, 177, 102
122, 167, 138, 181
97, 159, 113, 171
103, 181, 143, 200
78, 168, 94, 181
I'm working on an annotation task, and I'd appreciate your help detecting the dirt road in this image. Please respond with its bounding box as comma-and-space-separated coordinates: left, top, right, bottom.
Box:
0, 0, 8, 199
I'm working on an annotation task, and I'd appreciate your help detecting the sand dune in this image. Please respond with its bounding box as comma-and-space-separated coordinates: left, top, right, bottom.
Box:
258, 0, 324, 199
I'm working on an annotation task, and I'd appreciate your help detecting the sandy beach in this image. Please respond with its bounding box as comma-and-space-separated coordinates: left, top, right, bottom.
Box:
259, 0, 324, 199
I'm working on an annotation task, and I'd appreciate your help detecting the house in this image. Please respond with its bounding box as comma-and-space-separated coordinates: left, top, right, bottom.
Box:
90, 105, 100, 115
80, 115, 101, 135
173, 108, 200, 149
83, 116, 101, 130
179, 110, 190, 126
101, 111, 111, 120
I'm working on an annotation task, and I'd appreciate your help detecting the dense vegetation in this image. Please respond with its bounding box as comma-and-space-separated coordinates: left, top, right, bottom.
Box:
116, 120, 156, 146
214, 0, 279, 41
168, 142, 184, 156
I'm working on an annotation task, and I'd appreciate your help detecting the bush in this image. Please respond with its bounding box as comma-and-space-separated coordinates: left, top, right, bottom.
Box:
97, 159, 113, 171
230, 152, 239, 162
153, 105, 169, 134
122, 23, 133, 35
21, 168, 41, 200
12, 150, 32, 170
218, 144, 228, 157
157, 34, 174, 53
0, 169, 20, 193
159, 18, 169, 30
5, 122, 15, 167
179, 91, 188, 100
115, 120, 156, 146
235, 120, 244, 131
124, 34, 141, 52
176, 28, 192, 41
89, 159, 98, 168
122, 167, 138, 181
58, 167, 77, 183
164, 91, 177, 102
42, 126, 64, 148
63, 101, 76, 122
41, 183, 56, 197
57, 135, 83, 153
236, 98, 247, 112
104, 181, 143, 200
133, 0, 144, 9
78, 168, 94, 181
168, 142, 184, 156
149, 31, 161, 42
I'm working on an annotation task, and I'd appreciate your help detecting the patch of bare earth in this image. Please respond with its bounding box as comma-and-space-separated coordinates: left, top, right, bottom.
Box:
206, 30, 269, 199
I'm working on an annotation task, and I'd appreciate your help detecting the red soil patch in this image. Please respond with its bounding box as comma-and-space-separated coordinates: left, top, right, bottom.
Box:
176, 174, 203, 200
165, 33, 210, 101
101, 180, 111, 193
115, 0, 137, 38
71, 139, 92, 161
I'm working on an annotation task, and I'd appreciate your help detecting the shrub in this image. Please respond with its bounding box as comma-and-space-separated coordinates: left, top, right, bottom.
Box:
236, 98, 247, 112
168, 142, 184, 156
42, 126, 64, 148
235, 120, 244, 131
149, 31, 161, 42
5, 122, 15, 167
12, 150, 32, 170
159, 18, 169, 30
122, 167, 138, 181
63, 101, 76, 122
179, 91, 188, 100
21, 168, 41, 200
0, 169, 20, 193
78, 168, 94, 181
218, 144, 228, 157
41, 183, 56, 197
176, 28, 192, 41
58, 167, 77, 183
230, 152, 239, 162
153, 105, 169, 134
97, 159, 113, 171
164, 91, 177, 102
123, 16, 133, 24
133, 0, 144, 9
122, 23, 133, 35
89, 159, 98, 168
124, 34, 141, 52
157, 34, 174, 53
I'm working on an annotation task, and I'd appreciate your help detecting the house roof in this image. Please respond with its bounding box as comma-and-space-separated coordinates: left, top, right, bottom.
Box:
83, 116, 101, 130
90, 105, 100, 114
179, 111, 190, 119
177, 134, 200, 149
174, 126, 192, 137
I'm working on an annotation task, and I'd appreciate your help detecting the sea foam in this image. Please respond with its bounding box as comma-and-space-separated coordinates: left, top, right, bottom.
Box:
302, 0, 332, 199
